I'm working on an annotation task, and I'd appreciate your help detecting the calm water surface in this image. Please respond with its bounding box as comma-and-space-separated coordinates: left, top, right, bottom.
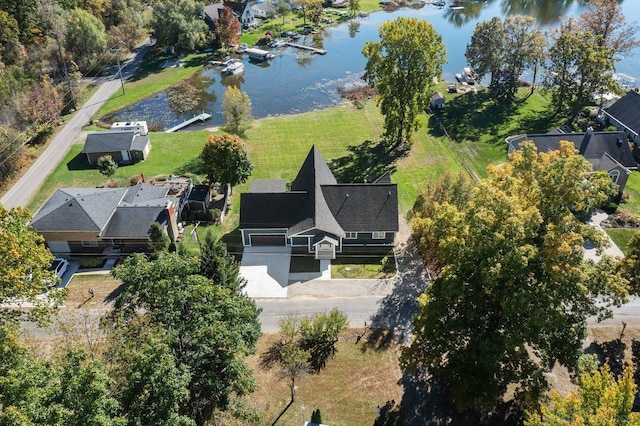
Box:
112, 0, 640, 129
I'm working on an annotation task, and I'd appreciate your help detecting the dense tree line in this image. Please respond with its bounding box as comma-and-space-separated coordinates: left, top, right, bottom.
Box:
406, 143, 628, 414
0, 209, 263, 425
465, 0, 638, 113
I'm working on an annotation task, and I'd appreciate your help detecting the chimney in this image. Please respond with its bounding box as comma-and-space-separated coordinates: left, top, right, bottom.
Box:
580, 127, 594, 155
165, 202, 179, 242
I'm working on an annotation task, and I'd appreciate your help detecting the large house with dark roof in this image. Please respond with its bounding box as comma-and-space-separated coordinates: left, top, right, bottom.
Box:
31, 183, 179, 255
598, 90, 640, 142
239, 146, 398, 260
506, 129, 637, 192
82, 131, 151, 165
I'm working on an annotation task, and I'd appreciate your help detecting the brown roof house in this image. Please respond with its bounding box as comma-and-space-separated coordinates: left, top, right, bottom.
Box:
506, 129, 638, 193
31, 183, 179, 256
82, 131, 151, 165
240, 146, 398, 260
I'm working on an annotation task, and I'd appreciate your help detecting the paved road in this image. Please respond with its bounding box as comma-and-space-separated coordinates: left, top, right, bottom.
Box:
0, 41, 151, 210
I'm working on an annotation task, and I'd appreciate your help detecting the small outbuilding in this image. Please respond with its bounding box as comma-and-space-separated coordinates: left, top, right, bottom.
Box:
82, 131, 151, 165
430, 92, 445, 110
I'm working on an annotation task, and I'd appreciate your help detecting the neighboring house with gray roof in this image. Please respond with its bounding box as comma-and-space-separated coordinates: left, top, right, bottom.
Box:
506, 129, 638, 193
597, 89, 640, 142
240, 146, 398, 260
31, 183, 178, 255
82, 131, 151, 165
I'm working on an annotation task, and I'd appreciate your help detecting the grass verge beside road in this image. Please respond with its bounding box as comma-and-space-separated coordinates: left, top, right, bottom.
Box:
95, 51, 209, 119
605, 228, 639, 254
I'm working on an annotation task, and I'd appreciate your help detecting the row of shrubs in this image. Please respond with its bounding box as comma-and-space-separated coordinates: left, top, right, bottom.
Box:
182, 208, 222, 223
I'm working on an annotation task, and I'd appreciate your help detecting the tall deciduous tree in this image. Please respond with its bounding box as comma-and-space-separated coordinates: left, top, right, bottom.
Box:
222, 85, 252, 136
108, 252, 261, 426
363, 17, 446, 147
213, 6, 240, 50
0, 205, 65, 326
199, 133, 253, 192
544, 18, 615, 114
148, 0, 208, 51
405, 141, 627, 412
466, 15, 546, 104
578, 0, 640, 58
618, 232, 640, 295
525, 363, 638, 425
65, 8, 108, 72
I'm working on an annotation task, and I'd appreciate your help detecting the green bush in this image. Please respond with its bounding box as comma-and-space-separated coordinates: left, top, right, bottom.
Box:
311, 408, 323, 423
381, 255, 396, 274
79, 257, 106, 269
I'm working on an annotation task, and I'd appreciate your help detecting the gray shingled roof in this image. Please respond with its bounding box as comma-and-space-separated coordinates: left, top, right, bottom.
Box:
122, 183, 168, 205
240, 146, 399, 236
251, 179, 286, 193
82, 132, 145, 154
507, 131, 637, 171
322, 184, 399, 232
31, 188, 126, 232
31, 183, 171, 237
240, 192, 309, 229
203, 3, 225, 21
605, 90, 640, 134
102, 206, 167, 238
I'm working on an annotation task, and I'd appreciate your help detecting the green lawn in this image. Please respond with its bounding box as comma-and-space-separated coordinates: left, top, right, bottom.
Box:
331, 253, 396, 279
621, 171, 640, 216
95, 51, 209, 119
605, 228, 639, 254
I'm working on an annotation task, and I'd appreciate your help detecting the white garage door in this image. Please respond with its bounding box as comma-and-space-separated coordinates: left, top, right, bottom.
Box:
47, 241, 70, 255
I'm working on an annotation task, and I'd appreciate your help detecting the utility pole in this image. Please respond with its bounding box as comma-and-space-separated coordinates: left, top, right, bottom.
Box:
109, 47, 125, 95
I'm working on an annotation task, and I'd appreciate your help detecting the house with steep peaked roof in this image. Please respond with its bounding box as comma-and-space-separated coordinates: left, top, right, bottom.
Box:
598, 89, 640, 142
506, 129, 637, 193
31, 183, 179, 255
82, 131, 151, 165
239, 146, 398, 260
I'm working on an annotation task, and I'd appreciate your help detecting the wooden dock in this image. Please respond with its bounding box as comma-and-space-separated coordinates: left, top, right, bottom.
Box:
285, 42, 327, 55
165, 113, 212, 133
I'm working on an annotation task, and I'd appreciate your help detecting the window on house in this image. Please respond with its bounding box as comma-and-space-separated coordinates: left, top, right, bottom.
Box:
609, 169, 620, 184
372, 231, 386, 239
82, 240, 99, 247
345, 232, 357, 239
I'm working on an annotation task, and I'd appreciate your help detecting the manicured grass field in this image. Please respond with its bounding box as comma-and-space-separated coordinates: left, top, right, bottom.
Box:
29, 92, 555, 224
331, 254, 396, 279
606, 228, 639, 254
95, 51, 209, 119
621, 172, 640, 216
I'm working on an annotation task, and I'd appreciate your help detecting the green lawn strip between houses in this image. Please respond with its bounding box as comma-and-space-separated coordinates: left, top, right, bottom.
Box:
605, 228, 639, 255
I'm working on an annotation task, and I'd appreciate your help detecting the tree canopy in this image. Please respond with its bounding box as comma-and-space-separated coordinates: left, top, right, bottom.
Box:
466, 15, 545, 104
363, 17, 446, 147
404, 141, 627, 412
212, 6, 240, 50
0, 205, 65, 326
222, 85, 253, 136
148, 0, 207, 51
107, 250, 261, 426
525, 363, 638, 426
65, 8, 108, 72
199, 133, 253, 191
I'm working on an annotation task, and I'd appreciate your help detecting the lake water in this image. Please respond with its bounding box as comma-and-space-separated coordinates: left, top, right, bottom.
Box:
111, 0, 640, 129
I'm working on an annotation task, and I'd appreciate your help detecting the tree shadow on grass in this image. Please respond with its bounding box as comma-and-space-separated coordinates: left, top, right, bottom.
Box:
174, 157, 203, 176
375, 373, 524, 426
67, 152, 93, 171
516, 107, 562, 135
328, 140, 410, 183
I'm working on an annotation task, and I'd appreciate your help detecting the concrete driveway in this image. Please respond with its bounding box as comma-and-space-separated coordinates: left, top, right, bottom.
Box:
240, 247, 292, 298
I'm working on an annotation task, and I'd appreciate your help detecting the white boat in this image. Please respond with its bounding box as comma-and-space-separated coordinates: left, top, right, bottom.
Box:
222, 61, 244, 75
269, 39, 287, 48
432, 0, 445, 6
246, 47, 275, 61
236, 43, 248, 53
462, 66, 475, 84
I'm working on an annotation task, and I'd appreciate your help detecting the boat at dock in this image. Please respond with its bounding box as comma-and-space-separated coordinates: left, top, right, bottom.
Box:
456, 67, 476, 85
246, 47, 275, 61
222, 61, 244, 75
